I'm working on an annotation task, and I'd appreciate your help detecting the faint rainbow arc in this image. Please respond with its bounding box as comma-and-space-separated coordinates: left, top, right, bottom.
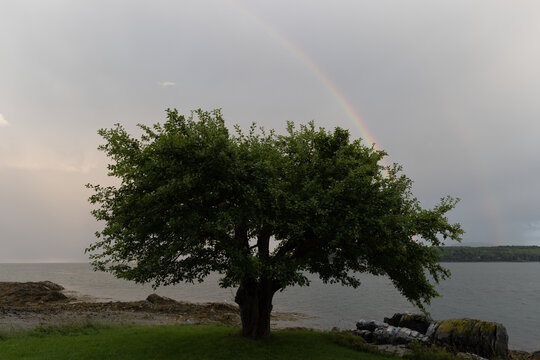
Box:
229, 2, 506, 245
227, 1, 386, 156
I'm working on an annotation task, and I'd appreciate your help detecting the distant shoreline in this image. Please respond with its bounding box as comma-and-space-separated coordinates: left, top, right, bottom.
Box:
439, 260, 540, 263
438, 245, 540, 262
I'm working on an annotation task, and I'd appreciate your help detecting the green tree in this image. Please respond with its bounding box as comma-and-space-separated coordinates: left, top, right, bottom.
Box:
87, 109, 463, 339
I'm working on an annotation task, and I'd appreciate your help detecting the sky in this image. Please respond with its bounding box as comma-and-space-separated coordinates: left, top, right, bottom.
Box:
1, 0, 540, 262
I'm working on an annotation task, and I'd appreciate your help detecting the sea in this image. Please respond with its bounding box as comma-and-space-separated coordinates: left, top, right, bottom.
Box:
0, 262, 538, 351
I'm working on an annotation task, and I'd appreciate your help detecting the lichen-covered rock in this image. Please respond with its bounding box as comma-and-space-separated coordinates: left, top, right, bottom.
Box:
384, 313, 434, 334
431, 318, 508, 359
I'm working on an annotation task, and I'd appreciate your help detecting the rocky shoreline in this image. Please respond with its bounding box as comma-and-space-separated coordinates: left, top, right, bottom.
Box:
0, 281, 308, 332
1, 281, 538, 359
352, 313, 539, 360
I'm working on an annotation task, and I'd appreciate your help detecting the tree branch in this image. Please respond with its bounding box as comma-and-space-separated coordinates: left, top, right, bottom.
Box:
273, 240, 296, 259
273, 229, 315, 261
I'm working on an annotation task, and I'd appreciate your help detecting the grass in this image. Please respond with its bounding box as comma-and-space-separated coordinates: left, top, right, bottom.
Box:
404, 341, 460, 360
0, 323, 401, 360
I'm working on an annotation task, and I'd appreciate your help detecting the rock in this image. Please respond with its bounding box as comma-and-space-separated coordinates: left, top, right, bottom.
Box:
39, 281, 65, 292
357, 315, 511, 359
355, 318, 432, 346
146, 294, 178, 305
0, 281, 68, 306
374, 344, 411, 357
431, 318, 508, 359
508, 350, 532, 360
354, 329, 373, 342
373, 325, 394, 344
356, 319, 388, 332
207, 302, 238, 313
457, 352, 489, 360
384, 313, 403, 326
395, 328, 413, 345
384, 313, 434, 334
371, 324, 430, 345
426, 321, 439, 337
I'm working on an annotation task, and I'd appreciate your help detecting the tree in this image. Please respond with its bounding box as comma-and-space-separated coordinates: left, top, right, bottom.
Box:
87, 109, 463, 339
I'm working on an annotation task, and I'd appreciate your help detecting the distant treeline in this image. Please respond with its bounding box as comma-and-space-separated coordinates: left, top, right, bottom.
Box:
438, 246, 540, 262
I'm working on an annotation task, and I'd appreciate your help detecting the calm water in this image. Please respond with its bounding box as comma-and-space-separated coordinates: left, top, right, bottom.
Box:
0, 263, 538, 351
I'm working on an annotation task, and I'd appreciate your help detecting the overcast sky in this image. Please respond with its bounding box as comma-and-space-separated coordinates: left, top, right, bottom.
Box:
1, 0, 540, 262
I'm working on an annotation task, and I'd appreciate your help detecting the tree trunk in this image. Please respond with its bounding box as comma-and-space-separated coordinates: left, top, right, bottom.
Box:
235, 279, 275, 339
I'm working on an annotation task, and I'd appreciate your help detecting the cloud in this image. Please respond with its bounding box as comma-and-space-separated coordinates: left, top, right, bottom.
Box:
3, 159, 95, 173
0, 140, 97, 173
158, 81, 176, 87
0, 113, 9, 127
1, 153, 96, 173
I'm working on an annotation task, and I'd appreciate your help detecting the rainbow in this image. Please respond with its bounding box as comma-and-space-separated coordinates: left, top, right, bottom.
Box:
227, 1, 384, 155
227, 2, 510, 246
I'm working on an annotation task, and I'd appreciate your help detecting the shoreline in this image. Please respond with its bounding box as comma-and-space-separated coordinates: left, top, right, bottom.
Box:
1, 281, 537, 359
0, 281, 312, 333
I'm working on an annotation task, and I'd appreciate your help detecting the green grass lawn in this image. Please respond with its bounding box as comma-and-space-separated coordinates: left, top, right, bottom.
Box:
0, 324, 402, 360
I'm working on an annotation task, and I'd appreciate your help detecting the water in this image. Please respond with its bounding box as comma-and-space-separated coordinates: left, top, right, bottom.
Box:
0, 262, 538, 351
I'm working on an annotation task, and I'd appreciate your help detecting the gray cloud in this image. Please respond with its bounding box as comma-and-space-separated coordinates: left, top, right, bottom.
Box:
1, 0, 539, 261
0, 114, 9, 127
158, 81, 176, 87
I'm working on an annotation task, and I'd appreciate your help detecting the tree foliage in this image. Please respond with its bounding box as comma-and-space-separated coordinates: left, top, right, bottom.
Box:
87, 109, 463, 338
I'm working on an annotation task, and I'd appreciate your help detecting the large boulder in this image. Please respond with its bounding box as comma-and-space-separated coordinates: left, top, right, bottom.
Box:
0, 281, 68, 306
430, 319, 508, 359
384, 313, 434, 334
